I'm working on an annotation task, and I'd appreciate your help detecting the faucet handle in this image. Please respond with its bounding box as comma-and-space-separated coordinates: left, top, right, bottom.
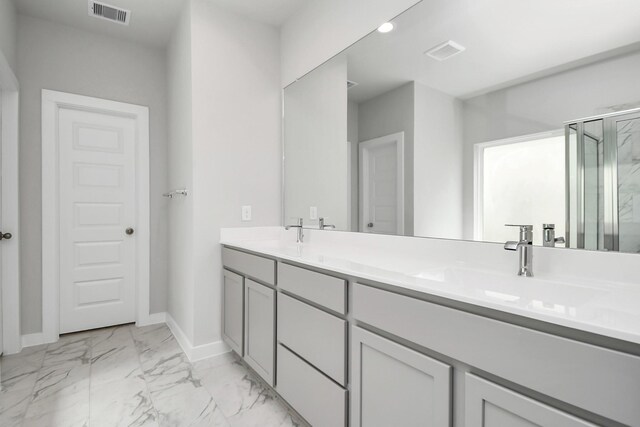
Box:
288, 217, 303, 226
505, 224, 533, 242
319, 217, 335, 230
285, 217, 303, 230
505, 224, 533, 231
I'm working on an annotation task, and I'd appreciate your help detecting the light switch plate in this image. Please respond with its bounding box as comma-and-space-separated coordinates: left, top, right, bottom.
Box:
242, 205, 252, 221
310, 206, 318, 220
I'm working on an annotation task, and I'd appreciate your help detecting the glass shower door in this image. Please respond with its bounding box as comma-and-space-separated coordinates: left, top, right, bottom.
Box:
583, 120, 604, 250
567, 109, 640, 253
566, 120, 605, 250
611, 113, 640, 253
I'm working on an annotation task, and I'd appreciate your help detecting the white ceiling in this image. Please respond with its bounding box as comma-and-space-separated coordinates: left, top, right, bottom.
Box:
14, 0, 308, 47
15, 0, 189, 47
205, 0, 307, 26
345, 0, 640, 102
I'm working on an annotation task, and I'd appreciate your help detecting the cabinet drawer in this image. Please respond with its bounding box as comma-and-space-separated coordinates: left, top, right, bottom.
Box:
465, 374, 595, 427
278, 263, 347, 314
278, 293, 347, 385
353, 283, 640, 427
222, 247, 275, 285
276, 344, 347, 427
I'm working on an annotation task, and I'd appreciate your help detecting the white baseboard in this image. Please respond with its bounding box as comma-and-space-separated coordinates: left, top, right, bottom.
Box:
138, 311, 167, 326
190, 338, 230, 362
165, 313, 230, 362
18, 312, 167, 353
18, 313, 228, 363
21, 332, 55, 350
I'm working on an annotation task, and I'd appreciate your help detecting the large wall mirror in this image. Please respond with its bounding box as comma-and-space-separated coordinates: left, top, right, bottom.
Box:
283, 0, 640, 254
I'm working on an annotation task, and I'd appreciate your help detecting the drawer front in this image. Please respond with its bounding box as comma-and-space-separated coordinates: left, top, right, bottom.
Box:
222, 247, 275, 285
278, 293, 347, 385
353, 283, 640, 427
465, 374, 595, 427
244, 279, 275, 385
278, 263, 347, 314
277, 344, 347, 427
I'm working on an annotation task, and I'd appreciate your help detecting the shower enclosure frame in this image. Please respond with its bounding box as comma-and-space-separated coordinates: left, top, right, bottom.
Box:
565, 107, 640, 251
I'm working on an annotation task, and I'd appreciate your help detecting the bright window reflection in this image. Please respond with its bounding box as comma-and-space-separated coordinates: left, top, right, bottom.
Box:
479, 133, 566, 246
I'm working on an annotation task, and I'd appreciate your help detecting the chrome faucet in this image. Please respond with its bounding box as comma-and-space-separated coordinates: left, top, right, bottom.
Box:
504, 224, 534, 277
319, 217, 335, 230
542, 224, 565, 247
285, 218, 304, 243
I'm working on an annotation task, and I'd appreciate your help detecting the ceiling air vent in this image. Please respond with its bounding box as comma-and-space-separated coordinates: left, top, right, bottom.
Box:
425, 40, 466, 61
347, 80, 359, 89
88, 1, 130, 25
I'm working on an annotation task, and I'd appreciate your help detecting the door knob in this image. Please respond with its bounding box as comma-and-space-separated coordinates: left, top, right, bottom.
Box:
0, 232, 12, 240
126, 228, 134, 235
367, 223, 374, 228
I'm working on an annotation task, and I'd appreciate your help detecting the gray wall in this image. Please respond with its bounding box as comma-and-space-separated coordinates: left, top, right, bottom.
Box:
462, 49, 640, 239
0, 0, 17, 73
170, 0, 282, 346
284, 55, 349, 230
17, 14, 169, 334
167, 3, 195, 342
414, 82, 463, 239
358, 82, 415, 235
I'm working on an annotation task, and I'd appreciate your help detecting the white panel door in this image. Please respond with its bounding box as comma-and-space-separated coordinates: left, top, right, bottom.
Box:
360, 132, 404, 235
58, 107, 136, 333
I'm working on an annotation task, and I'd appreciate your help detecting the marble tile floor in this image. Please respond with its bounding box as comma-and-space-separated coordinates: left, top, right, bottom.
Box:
0, 324, 309, 427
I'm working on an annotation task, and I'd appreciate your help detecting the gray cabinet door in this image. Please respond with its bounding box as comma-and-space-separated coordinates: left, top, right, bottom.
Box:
222, 269, 244, 355
351, 326, 452, 427
244, 279, 275, 385
465, 374, 596, 427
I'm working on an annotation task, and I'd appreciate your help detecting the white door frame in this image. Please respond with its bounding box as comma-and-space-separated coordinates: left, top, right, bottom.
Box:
473, 129, 564, 241
42, 89, 150, 343
0, 54, 21, 354
359, 132, 405, 234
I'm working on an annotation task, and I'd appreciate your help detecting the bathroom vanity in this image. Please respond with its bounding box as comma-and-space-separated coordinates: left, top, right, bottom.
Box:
234, 1, 640, 425
220, 228, 640, 427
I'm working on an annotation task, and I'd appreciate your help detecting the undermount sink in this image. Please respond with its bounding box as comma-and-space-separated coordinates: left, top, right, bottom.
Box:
411, 266, 602, 311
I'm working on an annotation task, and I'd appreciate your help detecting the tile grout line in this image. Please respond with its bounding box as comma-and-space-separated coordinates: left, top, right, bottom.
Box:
88, 334, 93, 427
190, 356, 232, 425
135, 323, 233, 425
129, 325, 161, 423
19, 343, 50, 424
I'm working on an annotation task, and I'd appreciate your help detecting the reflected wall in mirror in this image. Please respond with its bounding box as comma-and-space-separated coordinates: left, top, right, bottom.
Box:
283, 0, 640, 254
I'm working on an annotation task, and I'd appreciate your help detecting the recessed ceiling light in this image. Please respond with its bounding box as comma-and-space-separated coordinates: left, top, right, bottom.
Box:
377, 22, 395, 33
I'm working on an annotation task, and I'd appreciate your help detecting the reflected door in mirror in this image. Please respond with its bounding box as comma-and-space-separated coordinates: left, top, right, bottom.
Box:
360, 133, 404, 235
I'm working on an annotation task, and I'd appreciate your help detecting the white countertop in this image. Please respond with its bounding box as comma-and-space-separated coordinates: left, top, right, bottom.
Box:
220, 227, 640, 346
